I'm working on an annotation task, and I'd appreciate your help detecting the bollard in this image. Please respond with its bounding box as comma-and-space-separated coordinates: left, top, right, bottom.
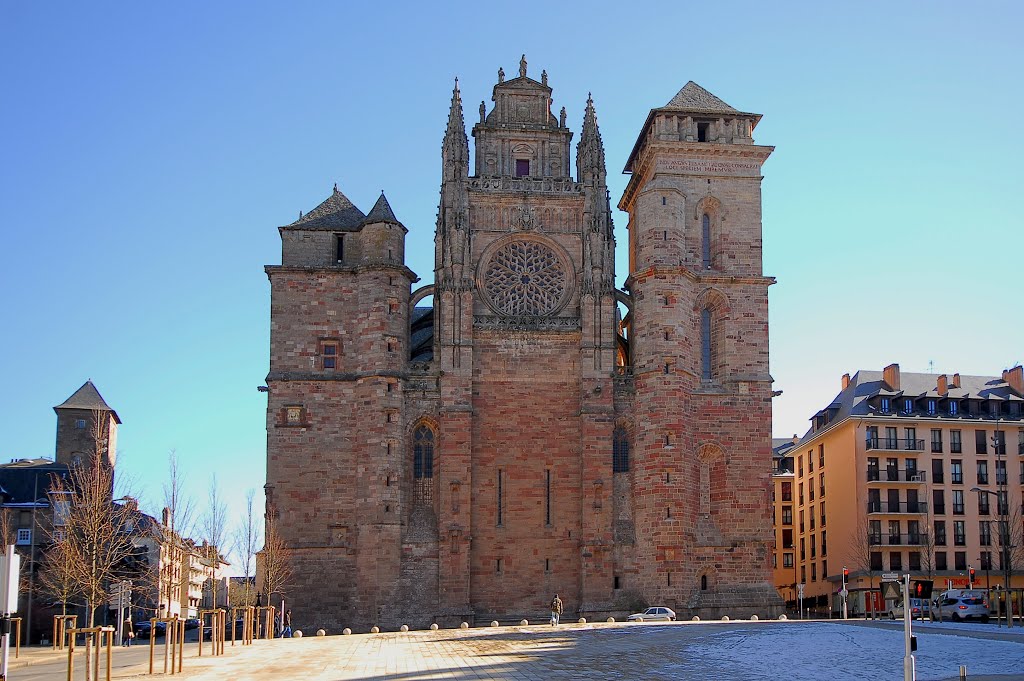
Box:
692, 616, 700, 621
430, 623, 439, 631
606, 617, 615, 623
722, 616, 730, 621
460, 622, 469, 629
960, 665, 967, 680
343, 628, 352, 635
578, 618, 586, 624
400, 625, 409, 632
317, 629, 326, 637
490, 621, 499, 627
370, 626, 379, 634
519, 620, 528, 626
751, 615, 759, 621
779, 614, 788, 621
294, 630, 303, 638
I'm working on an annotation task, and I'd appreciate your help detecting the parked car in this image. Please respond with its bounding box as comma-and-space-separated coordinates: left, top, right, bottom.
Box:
184, 618, 200, 630
935, 594, 989, 622
888, 598, 930, 620
627, 607, 676, 622
135, 621, 166, 639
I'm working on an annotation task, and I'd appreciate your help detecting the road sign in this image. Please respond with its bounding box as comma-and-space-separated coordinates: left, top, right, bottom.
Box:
882, 581, 901, 600
839, 588, 849, 598
881, 572, 900, 582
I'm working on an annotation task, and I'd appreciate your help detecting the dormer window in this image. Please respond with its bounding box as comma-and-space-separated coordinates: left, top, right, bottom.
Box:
880, 398, 891, 413
903, 399, 913, 414
927, 399, 936, 415
515, 159, 530, 177
949, 401, 958, 416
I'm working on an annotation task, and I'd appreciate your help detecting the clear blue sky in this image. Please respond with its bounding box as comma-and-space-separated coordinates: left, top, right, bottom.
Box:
2, 1, 1021, 566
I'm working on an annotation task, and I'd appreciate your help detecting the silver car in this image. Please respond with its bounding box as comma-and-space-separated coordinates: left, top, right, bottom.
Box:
936, 595, 989, 622
627, 607, 676, 622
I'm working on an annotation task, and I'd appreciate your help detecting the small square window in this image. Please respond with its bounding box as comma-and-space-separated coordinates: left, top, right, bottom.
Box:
75, 419, 87, 429
515, 159, 530, 177
320, 341, 339, 370
16, 528, 31, 545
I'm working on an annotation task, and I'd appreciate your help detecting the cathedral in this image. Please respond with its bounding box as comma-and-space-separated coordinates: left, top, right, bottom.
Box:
263, 57, 782, 631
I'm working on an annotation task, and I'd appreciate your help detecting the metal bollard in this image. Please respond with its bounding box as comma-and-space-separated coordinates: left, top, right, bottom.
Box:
959, 664, 967, 680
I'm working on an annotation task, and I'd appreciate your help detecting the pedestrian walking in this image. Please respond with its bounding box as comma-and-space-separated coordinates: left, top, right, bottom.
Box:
549, 594, 563, 626
282, 609, 293, 638
123, 617, 134, 647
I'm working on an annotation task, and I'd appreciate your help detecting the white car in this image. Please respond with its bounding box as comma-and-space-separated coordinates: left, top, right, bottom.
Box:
627, 607, 676, 622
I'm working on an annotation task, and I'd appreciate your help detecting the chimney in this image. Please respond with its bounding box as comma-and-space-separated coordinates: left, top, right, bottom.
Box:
122, 496, 138, 512
1004, 365, 1024, 395
841, 373, 851, 391
883, 363, 901, 391
951, 373, 961, 389
937, 374, 948, 396
791, 434, 799, 444
161, 507, 171, 527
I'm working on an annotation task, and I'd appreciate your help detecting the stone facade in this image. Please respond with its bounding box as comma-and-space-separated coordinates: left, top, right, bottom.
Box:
264, 61, 782, 632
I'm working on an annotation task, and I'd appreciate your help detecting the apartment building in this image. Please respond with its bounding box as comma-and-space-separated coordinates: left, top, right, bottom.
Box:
773, 364, 1024, 614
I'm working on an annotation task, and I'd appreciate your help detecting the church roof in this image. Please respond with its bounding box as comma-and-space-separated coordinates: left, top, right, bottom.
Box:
54, 380, 121, 423
284, 186, 366, 231
664, 81, 738, 113
364, 192, 400, 224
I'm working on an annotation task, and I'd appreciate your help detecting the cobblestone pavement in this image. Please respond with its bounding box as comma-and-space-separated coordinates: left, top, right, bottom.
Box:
9, 620, 1024, 680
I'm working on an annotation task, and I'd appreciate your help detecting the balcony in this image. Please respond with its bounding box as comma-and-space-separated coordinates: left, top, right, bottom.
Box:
866, 438, 925, 451
866, 469, 927, 483
867, 501, 929, 514
868, 533, 930, 547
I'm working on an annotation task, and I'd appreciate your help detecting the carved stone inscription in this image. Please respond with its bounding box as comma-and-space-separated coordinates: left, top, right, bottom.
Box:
657, 157, 761, 177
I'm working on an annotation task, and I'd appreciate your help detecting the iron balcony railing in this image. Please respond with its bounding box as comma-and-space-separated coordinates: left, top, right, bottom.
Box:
868, 533, 930, 547
866, 469, 927, 483
867, 501, 929, 514
866, 438, 925, 451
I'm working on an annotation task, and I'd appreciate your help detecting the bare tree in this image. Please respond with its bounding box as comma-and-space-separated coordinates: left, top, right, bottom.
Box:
37, 529, 80, 618
0, 507, 14, 546
201, 474, 229, 608
233, 489, 261, 606
848, 517, 881, 620
259, 506, 292, 607
162, 449, 196, 538
47, 461, 135, 627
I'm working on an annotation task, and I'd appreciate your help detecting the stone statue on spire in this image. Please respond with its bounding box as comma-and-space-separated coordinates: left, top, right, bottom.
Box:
480, 101, 486, 123
498, 67, 504, 83
559, 107, 566, 128
519, 54, 527, 78
541, 69, 548, 86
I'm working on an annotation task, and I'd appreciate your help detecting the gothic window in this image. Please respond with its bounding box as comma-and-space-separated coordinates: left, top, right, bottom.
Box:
413, 424, 435, 505
612, 427, 630, 473
701, 214, 712, 269
701, 307, 713, 381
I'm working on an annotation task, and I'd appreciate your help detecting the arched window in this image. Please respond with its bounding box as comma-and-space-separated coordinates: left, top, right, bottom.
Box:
413, 425, 435, 505
701, 213, 712, 269
701, 307, 713, 381
613, 427, 630, 473
701, 574, 708, 590
413, 426, 434, 479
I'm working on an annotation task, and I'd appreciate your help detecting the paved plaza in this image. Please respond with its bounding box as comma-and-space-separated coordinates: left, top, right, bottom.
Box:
8, 619, 1024, 681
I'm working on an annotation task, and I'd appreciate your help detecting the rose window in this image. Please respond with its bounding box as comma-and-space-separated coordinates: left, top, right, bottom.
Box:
483, 240, 567, 316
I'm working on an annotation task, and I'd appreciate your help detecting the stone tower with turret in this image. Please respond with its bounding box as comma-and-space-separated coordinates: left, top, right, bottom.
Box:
618, 81, 780, 613
53, 380, 119, 469
264, 62, 780, 632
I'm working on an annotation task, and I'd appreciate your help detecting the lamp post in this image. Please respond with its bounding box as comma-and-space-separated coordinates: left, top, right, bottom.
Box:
973, 421, 1013, 630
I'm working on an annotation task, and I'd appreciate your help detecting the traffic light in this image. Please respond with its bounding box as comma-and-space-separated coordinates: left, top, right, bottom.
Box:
914, 580, 933, 599
842, 567, 849, 582
969, 567, 976, 587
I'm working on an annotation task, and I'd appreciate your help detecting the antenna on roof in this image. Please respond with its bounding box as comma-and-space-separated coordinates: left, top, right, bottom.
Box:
928, 360, 935, 374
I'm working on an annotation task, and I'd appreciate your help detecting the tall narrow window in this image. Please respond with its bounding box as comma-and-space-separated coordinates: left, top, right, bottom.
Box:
413, 425, 434, 505
612, 427, 630, 473
334, 233, 344, 262
320, 340, 339, 370
701, 307, 712, 381
701, 214, 712, 268
496, 469, 504, 526
545, 469, 552, 526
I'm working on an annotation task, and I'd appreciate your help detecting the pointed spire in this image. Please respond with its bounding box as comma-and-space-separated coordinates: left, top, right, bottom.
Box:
288, 185, 365, 229
577, 93, 606, 179
365, 192, 399, 224
54, 380, 122, 423
442, 76, 469, 173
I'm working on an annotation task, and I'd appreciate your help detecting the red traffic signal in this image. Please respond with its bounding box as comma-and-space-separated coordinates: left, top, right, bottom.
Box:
969, 567, 976, 583
842, 567, 849, 579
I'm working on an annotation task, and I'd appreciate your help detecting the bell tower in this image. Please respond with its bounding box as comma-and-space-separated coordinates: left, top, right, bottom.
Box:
619, 81, 782, 615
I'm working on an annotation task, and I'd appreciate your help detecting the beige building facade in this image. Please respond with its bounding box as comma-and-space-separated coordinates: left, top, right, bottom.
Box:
773, 364, 1024, 616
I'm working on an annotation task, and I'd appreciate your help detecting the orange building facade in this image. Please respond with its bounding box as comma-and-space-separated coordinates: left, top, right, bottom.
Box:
772, 364, 1024, 616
